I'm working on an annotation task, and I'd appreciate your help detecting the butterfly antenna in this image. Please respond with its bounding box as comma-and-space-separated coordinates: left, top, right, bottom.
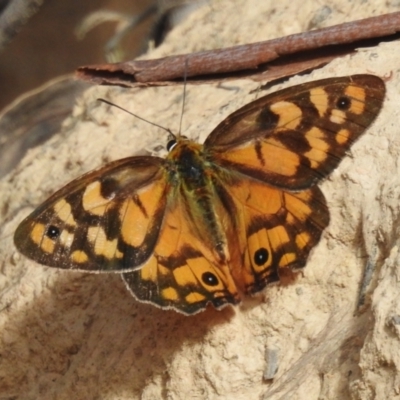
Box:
97, 98, 174, 137
178, 58, 189, 137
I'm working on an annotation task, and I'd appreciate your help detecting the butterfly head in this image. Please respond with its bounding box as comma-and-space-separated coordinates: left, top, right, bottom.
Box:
166, 134, 190, 152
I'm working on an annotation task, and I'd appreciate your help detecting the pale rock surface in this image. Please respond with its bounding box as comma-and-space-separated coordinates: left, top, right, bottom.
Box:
1, 0, 400, 399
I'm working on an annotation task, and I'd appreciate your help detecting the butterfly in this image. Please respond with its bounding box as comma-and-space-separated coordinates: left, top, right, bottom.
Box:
14, 75, 385, 315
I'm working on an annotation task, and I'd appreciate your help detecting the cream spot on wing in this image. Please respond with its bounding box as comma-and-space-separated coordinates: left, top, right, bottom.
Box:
54, 199, 76, 227
270, 101, 302, 130
59, 230, 74, 248
71, 250, 88, 264
304, 126, 329, 168
345, 85, 366, 114
82, 181, 112, 216
310, 87, 328, 117
336, 128, 351, 144
330, 109, 346, 124
87, 226, 119, 259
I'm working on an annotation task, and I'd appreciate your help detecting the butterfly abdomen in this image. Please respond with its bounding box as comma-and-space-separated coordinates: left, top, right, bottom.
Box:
167, 140, 230, 262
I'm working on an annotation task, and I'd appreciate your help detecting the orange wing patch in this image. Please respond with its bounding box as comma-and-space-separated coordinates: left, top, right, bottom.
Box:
223, 176, 329, 294
123, 196, 240, 315
14, 157, 169, 272
206, 75, 385, 190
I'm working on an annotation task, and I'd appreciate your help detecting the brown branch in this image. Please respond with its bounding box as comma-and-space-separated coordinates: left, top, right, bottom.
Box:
76, 11, 400, 87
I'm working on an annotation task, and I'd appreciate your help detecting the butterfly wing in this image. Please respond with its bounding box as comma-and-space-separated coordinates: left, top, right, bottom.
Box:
205, 75, 385, 189
14, 157, 169, 272
123, 183, 241, 315
122, 167, 329, 313
203, 75, 384, 294
214, 174, 329, 294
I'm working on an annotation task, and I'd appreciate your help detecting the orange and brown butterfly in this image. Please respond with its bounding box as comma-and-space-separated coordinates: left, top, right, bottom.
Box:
14, 75, 385, 315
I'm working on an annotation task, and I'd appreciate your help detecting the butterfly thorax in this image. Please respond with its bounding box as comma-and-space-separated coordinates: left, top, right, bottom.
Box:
167, 139, 208, 188
166, 139, 229, 262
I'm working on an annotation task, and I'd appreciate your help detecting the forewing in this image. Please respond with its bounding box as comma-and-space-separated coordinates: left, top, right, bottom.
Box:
14, 156, 169, 272
205, 75, 385, 190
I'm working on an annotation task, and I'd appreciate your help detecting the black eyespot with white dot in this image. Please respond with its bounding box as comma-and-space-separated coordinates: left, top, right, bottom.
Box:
202, 272, 219, 287
45, 225, 60, 240
254, 248, 269, 266
336, 96, 351, 111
